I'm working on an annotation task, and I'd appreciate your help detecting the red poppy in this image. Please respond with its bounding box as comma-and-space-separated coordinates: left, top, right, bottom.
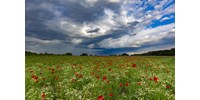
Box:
52, 68, 54, 71
42, 92, 45, 100
31, 75, 35, 79
109, 93, 113, 97
125, 82, 129, 86
120, 83, 123, 87
56, 66, 59, 69
149, 78, 153, 80
35, 76, 38, 80
108, 68, 111, 71
103, 76, 107, 81
166, 85, 171, 88
96, 76, 100, 79
98, 95, 104, 100
51, 71, 55, 74
132, 64, 136, 68
79, 74, 83, 78
153, 76, 158, 82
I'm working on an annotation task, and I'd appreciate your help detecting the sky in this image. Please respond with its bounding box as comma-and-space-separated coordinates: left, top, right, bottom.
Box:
25, 0, 175, 55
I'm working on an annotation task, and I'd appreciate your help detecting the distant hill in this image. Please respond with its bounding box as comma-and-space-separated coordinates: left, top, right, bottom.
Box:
132, 48, 175, 56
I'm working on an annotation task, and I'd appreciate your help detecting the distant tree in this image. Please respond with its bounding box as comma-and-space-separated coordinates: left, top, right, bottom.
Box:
64, 52, 72, 56
132, 48, 175, 56
44, 52, 48, 55
89, 54, 93, 56
120, 53, 129, 56
80, 53, 88, 56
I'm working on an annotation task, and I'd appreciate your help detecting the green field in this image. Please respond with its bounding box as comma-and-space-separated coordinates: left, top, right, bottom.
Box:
25, 56, 175, 100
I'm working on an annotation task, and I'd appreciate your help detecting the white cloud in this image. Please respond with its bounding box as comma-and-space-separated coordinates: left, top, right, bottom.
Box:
160, 17, 170, 22
71, 38, 83, 45
25, 37, 62, 45
107, 0, 120, 3
98, 23, 175, 48
88, 44, 95, 48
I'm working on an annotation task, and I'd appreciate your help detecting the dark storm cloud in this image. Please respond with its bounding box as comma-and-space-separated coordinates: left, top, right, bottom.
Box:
26, 0, 121, 40
87, 28, 100, 33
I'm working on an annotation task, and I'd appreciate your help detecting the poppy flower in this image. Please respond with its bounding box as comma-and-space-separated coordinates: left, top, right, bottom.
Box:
109, 93, 113, 97
52, 68, 54, 72
132, 64, 136, 68
166, 85, 171, 88
125, 82, 129, 86
35, 76, 38, 80
153, 76, 158, 82
79, 74, 83, 78
51, 71, 55, 74
108, 68, 111, 71
31, 75, 35, 79
98, 95, 104, 100
96, 76, 100, 79
120, 83, 123, 87
149, 78, 153, 80
42, 92, 45, 100
103, 76, 107, 81
75, 72, 79, 76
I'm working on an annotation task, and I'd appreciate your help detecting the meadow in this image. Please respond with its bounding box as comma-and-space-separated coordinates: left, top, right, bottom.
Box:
25, 56, 175, 100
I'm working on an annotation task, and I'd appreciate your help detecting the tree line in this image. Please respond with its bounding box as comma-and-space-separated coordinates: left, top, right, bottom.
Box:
25, 48, 175, 56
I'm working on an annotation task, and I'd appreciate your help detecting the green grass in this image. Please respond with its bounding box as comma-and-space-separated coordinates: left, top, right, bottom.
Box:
25, 56, 175, 100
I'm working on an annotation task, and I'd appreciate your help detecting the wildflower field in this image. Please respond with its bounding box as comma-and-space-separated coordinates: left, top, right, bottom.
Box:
25, 56, 175, 100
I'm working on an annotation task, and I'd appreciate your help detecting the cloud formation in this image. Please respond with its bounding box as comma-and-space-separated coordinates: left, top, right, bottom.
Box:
26, 0, 175, 55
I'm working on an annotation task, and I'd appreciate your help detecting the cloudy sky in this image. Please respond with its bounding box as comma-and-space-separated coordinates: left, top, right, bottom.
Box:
25, 0, 175, 55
